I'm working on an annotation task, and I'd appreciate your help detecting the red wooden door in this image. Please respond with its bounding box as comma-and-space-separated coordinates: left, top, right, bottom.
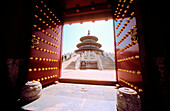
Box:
114, 0, 143, 94
27, 1, 63, 85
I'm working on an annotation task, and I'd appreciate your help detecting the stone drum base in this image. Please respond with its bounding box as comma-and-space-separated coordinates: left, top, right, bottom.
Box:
20, 81, 42, 101
117, 87, 141, 111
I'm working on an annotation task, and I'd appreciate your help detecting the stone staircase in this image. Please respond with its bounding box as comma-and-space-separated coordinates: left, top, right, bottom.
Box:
99, 55, 115, 70
65, 61, 76, 69
64, 55, 115, 70
62, 55, 80, 69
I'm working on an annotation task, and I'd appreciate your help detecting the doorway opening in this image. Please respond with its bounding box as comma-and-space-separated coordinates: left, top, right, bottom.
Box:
60, 19, 116, 84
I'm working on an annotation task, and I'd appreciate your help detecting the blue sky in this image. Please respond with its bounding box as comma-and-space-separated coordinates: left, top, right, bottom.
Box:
62, 19, 115, 54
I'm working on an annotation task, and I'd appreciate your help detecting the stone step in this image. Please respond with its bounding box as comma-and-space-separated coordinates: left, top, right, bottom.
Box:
65, 62, 76, 69
102, 62, 114, 64
59, 78, 116, 86
99, 55, 115, 70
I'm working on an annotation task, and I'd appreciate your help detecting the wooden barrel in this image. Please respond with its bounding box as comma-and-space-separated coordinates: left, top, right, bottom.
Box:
20, 81, 42, 101
117, 87, 141, 111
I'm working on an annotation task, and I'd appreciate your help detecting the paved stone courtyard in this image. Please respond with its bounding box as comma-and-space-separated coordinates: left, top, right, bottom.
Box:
61, 69, 116, 81
22, 83, 117, 111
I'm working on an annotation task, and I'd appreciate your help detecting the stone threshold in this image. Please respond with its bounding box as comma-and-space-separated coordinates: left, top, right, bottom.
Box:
59, 78, 117, 86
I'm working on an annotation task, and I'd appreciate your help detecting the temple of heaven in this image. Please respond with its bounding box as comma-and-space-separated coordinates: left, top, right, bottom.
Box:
75, 30, 103, 54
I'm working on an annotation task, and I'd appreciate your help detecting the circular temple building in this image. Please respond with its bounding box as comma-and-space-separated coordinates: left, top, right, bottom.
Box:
75, 30, 103, 54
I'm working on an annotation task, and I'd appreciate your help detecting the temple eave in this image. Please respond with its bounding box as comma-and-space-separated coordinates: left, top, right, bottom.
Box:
80, 36, 98, 42
77, 42, 102, 48
74, 48, 103, 53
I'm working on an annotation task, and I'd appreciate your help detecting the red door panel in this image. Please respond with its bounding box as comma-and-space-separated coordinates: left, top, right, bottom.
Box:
27, 1, 63, 85
114, 0, 143, 94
